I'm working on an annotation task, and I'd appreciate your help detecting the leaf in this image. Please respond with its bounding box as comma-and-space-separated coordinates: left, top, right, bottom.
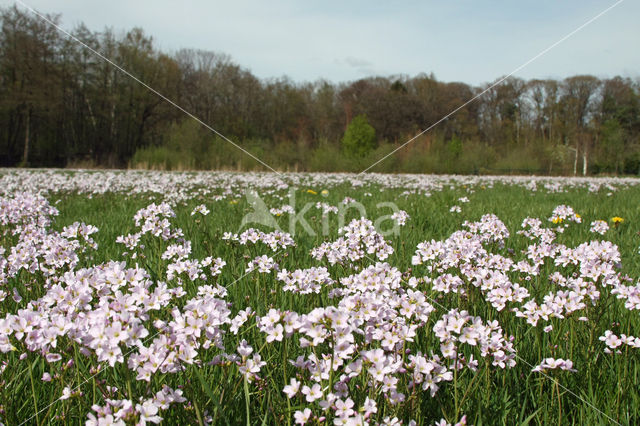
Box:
193, 367, 230, 426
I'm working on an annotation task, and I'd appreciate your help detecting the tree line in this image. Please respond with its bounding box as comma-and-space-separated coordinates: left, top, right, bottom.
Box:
1, 5, 639, 174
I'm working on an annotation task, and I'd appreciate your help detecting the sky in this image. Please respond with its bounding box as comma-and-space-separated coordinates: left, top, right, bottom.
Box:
4, 0, 639, 86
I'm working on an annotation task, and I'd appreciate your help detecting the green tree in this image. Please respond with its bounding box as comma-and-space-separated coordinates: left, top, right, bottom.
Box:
599, 119, 625, 173
341, 114, 376, 157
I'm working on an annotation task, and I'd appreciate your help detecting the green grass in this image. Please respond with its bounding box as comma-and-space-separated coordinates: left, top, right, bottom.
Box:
2, 176, 640, 425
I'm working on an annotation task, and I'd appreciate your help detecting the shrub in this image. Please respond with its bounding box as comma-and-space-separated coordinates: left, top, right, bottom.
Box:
341, 115, 377, 157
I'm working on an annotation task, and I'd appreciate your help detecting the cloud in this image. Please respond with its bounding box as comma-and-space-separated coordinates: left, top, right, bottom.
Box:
344, 56, 372, 68
339, 56, 377, 77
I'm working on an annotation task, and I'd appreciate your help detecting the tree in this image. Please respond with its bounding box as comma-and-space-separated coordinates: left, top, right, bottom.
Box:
558, 75, 600, 175
525, 79, 559, 143
0, 6, 62, 166
309, 79, 341, 144
341, 114, 376, 157
598, 119, 625, 173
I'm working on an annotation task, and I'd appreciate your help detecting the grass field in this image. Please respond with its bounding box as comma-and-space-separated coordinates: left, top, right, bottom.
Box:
1, 169, 640, 425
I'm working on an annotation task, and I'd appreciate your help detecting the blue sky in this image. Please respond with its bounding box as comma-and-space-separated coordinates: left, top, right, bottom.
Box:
5, 0, 639, 85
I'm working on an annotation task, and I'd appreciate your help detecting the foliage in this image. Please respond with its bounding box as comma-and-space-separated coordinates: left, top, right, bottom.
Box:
0, 6, 639, 174
341, 114, 377, 157
597, 119, 626, 173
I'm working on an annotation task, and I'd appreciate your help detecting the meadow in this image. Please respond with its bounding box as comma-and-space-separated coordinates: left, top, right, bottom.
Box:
1, 169, 640, 425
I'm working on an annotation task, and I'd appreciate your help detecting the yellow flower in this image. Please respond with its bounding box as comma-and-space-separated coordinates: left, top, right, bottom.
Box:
552, 217, 563, 224
306, 189, 318, 195
321, 189, 329, 196
229, 200, 239, 205
612, 216, 624, 226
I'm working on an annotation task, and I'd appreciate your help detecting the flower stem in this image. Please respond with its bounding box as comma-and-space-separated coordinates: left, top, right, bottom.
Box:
244, 376, 251, 426
29, 363, 40, 425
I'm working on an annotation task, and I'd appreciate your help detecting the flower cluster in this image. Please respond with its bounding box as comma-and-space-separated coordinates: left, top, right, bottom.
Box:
590, 220, 609, 235
311, 218, 393, 265
224, 228, 295, 251
277, 266, 334, 294
0, 192, 59, 231
599, 330, 640, 353
463, 214, 510, 245
86, 385, 186, 425
270, 204, 296, 216
116, 202, 184, 257
315, 202, 339, 215
532, 358, 576, 373
548, 205, 581, 226
517, 217, 556, 244
433, 309, 516, 369
190, 204, 210, 216
390, 210, 410, 226
246, 255, 278, 273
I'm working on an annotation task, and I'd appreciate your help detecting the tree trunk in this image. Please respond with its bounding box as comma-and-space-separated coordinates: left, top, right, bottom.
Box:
583, 149, 588, 176
573, 143, 578, 176
22, 108, 30, 166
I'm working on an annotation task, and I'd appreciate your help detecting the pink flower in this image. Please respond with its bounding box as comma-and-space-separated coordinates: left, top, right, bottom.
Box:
301, 384, 323, 402
283, 378, 300, 398
294, 408, 312, 425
